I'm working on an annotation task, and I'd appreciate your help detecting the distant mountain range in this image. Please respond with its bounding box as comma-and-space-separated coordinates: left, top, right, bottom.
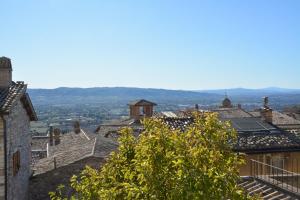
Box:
195, 87, 300, 96
28, 87, 300, 110
28, 87, 222, 106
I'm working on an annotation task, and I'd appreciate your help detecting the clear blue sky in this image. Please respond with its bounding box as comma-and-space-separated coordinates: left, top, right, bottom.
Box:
1, 0, 300, 90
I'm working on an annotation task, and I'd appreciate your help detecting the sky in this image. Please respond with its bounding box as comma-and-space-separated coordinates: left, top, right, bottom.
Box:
1, 0, 300, 90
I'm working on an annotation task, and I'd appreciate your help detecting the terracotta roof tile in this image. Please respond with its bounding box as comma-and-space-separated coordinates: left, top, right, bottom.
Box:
0, 82, 26, 113
0, 81, 37, 120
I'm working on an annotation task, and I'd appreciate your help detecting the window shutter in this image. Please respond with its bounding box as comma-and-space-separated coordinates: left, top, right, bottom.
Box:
12, 150, 21, 176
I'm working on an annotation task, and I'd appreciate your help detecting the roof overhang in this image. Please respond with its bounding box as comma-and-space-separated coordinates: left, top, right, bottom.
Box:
21, 93, 38, 121
128, 99, 157, 106
234, 147, 300, 154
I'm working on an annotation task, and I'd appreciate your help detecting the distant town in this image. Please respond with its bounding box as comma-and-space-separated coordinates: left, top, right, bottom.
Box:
29, 87, 300, 134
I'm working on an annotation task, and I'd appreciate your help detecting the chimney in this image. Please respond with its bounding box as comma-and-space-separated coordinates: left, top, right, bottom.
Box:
195, 104, 199, 111
54, 128, 61, 145
73, 121, 81, 134
260, 97, 273, 123
0, 57, 13, 88
49, 126, 54, 146
237, 104, 242, 109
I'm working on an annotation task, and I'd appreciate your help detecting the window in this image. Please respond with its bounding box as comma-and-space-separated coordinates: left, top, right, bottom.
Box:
13, 150, 20, 176
139, 106, 145, 116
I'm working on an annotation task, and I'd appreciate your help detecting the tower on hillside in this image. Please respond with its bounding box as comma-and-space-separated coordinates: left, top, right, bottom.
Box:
128, 99, 157, 120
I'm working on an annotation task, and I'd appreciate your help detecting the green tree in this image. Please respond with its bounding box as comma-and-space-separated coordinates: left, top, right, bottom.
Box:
50, 113, 253, 200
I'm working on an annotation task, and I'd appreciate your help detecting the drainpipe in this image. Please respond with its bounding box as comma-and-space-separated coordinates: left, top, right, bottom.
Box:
1, 116, 7, 200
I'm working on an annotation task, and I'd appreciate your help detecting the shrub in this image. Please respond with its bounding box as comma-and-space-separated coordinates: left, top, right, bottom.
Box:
50, 113, 253, 200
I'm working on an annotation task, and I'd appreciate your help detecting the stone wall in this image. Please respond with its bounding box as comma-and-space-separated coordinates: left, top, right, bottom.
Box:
29, 157, 104, 200
5, 100, 31, 200
0, 68, 12, 88
0, 120, 5, 200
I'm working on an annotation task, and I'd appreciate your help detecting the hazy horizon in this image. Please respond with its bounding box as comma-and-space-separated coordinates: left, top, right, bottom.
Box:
27, 86, 300, 91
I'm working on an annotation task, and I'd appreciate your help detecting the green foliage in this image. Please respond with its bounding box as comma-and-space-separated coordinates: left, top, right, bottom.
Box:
51, 113, 254, 200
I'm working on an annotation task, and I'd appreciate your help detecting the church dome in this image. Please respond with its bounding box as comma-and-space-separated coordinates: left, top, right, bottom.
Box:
222, 97, 232, 108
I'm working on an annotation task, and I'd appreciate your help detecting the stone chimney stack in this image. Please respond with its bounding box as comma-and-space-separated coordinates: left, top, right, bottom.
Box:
73, 121, 81, 134
54, 128, 61, 145
260, 97, 273, 123
49, 126, 54, 146
0, 57, 13, 88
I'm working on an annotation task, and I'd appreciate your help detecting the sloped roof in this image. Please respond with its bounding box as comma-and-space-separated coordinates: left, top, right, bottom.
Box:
0, 82, 37, 120
212, 108, 253, 119
163, 117, 194, 132
234, 130, 300, 153
93, 135, 118, 157
128, 99, 157, 106
228, 117, 276, 132
33, 129, 119, 175
250, 111, 300, 125
161, 116, 300, 153
47, 130, 93, 157
96, 118, 143, 139
33, 130, 97, 175
31, 136, 49, 151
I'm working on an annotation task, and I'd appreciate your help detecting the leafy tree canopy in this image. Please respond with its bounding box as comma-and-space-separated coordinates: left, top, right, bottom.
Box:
50, 113, 254, 200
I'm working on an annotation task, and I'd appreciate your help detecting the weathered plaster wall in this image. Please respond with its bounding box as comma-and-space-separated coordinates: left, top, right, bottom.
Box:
5, 101, 31, 200
0, 119, 5, 200
239, 152, 300, 176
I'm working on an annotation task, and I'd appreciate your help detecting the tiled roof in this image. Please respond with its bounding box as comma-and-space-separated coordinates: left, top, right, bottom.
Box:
163, 117, 194, 132
101, 118, 140, 126
128, 99, 157, 106
93, 135, 118, 158
47, 130, 93, 157
212, 108, 253, 119
96, 118, 144, 138
227, 118, 276, 132
0, 82, 37, 120
234, 130, 300, 153
250, 111, 300, 125
0, 82, 26, 113
31, 136, 49, 151
161, 116, 300, 153
33, 129, 119, 175
33, 130, 97, 175
291, 113, 300, 121
154, 110, 198, 118
249, 111, 261, 117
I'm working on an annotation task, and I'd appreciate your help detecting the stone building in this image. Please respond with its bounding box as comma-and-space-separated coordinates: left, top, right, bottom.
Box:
30, 100, 156, 199
156, 97, 300, 174
29, 129, 118, 200
211, 97, 300, 175
128, 99, 157, 120
249, 98, 300, 135
0, 57, 37, 200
